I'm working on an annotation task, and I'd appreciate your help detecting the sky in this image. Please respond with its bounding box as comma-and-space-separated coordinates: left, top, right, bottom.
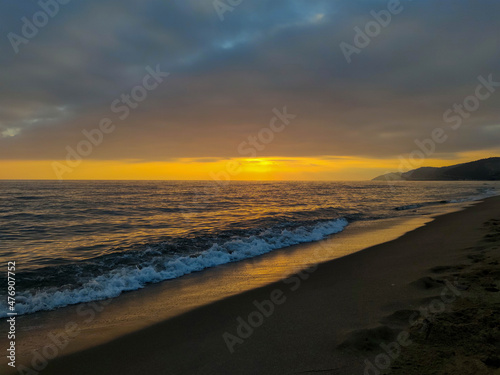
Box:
0, 0, 499, 180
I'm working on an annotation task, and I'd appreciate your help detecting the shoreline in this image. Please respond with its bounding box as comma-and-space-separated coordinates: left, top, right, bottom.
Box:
4, 203, 456, 370
13, 196, 498, 374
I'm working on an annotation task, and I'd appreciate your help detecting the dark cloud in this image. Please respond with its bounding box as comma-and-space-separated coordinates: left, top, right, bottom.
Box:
0, 0, 499, 161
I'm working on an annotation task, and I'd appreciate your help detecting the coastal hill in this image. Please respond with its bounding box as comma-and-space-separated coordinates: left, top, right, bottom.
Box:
373, 157, 500, 181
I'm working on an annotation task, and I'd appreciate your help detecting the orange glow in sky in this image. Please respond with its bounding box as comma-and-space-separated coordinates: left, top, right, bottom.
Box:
1, 149, 497, 181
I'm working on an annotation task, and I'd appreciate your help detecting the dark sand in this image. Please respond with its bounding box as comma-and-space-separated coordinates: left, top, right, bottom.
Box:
33, 197, 500, 374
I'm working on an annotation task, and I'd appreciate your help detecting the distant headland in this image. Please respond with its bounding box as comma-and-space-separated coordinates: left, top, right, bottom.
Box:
373, 157, 500, 181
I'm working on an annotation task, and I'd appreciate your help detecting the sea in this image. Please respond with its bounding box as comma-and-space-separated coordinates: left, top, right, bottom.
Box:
0, 180, 498, 318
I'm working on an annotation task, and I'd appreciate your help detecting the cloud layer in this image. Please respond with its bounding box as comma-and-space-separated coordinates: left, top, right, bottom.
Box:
0, 0, 499, 164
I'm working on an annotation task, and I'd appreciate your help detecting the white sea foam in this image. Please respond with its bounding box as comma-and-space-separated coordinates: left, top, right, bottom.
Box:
0, 218, 348, 317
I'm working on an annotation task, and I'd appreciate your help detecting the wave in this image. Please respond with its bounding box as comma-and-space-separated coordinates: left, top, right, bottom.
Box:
394, 203, 425, 211
13, 196, 44, 200
451, 187, 498, 202
0, 218, 348, 317
393, 188, 498, 211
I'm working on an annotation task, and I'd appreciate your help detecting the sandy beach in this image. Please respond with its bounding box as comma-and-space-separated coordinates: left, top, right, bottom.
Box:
28, 196, 500, 375
2, 1, 499, 373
